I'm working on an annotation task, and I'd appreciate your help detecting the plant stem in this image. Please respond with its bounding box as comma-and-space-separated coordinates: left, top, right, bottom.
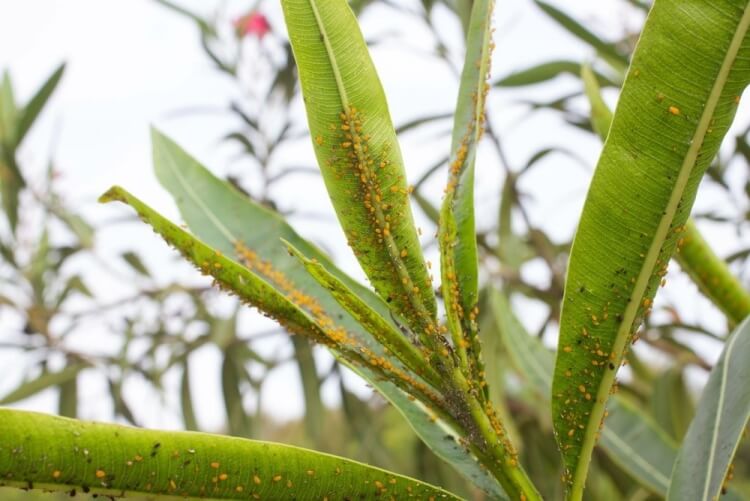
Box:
449, 367, 542, 500
675, 219, 750, 325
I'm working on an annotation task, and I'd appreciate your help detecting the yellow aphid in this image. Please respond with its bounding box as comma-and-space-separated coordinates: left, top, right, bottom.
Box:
668, 105, 680, 115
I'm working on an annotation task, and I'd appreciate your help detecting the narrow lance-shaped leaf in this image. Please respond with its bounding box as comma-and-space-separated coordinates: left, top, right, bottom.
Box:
0, 72, 17, 145
667, 315, 750, 501
289, 335, 325, 447
221, 352, 254, 438
99, 186, 432, 403
0, 72, 24, 232
533, 1, 629, 70
552, 2, 750, 497
57, 377, 78, 419
580, 63, 613, 141
180, 361, 199, 431
0, 364, 87, 405
0, 409, 460, 500
15, 63, 65, 146
439, 0, 493, 387
581, 61, 750, 328
281, 0, 439, 342
650, 367, 694, 441
674, 218, 750, 325
99, 188, 326, 343
148, 131, 506, 498
495, 60, 619, 88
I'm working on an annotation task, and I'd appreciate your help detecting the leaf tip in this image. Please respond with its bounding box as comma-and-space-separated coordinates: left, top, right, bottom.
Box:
98, 186, 125, 204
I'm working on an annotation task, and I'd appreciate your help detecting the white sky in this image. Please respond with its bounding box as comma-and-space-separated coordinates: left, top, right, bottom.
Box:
0, 0, 744, 432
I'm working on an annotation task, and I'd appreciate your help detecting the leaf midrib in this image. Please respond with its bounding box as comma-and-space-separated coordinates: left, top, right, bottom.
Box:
571, 3, 750, 494
163, 150, 237, 245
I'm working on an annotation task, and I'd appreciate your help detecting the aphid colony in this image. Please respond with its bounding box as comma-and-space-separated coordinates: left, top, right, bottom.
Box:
233, 240, 443, 409
324, 105, 440, 347
553, 211, 694, 483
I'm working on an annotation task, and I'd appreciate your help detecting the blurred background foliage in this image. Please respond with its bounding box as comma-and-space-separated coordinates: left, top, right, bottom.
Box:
2, 0, 749, 499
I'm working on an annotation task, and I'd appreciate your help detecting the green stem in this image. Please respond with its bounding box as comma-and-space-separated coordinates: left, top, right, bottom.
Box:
675, 219, 750, 325
449, 368, 542, 501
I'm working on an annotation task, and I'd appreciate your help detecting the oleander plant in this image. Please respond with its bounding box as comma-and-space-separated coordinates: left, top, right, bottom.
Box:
2, 0, 750, 499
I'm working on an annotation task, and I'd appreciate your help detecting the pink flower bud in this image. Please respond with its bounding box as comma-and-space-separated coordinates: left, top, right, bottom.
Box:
234, 12, 271, 39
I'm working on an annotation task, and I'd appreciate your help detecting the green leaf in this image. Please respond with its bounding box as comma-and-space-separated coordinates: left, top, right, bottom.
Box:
102, 186, 449, 423
395, 112, 453, 135
674, 219, 750, 326
533, 1, 629, 70
281, 0, 438, 340
55, 275, 92, 309
107, 138, 503, 496
552, 2, 750, 496
152, 0, 212, 34
0, 71, 23, 230
495, 60, 618, 88
0, 364, 87, 405
121, 250, 150, 277
55, 211, 95, 249
221, 351, 254, 438
0, 408, 460, 500
99, 186, 354, 354
0, 71, 18, 145
667, 316, 750, 501
57, 373, 78, 419
15, 63, 65, 146
580, 63, 613, 141
289, 336, 325, 446
489, 289, 682, 497
180, 361, 199, 431
438, 0, 493, 383
650, 367, 694, 441
285, 241, 441, 388
347, 362, 509, 500
580, 65, 750, 329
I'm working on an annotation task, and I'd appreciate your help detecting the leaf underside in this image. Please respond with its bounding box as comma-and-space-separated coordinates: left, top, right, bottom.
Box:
552, 0, 750, 493
667, 316, 750, 501
281, 0, 437, 338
